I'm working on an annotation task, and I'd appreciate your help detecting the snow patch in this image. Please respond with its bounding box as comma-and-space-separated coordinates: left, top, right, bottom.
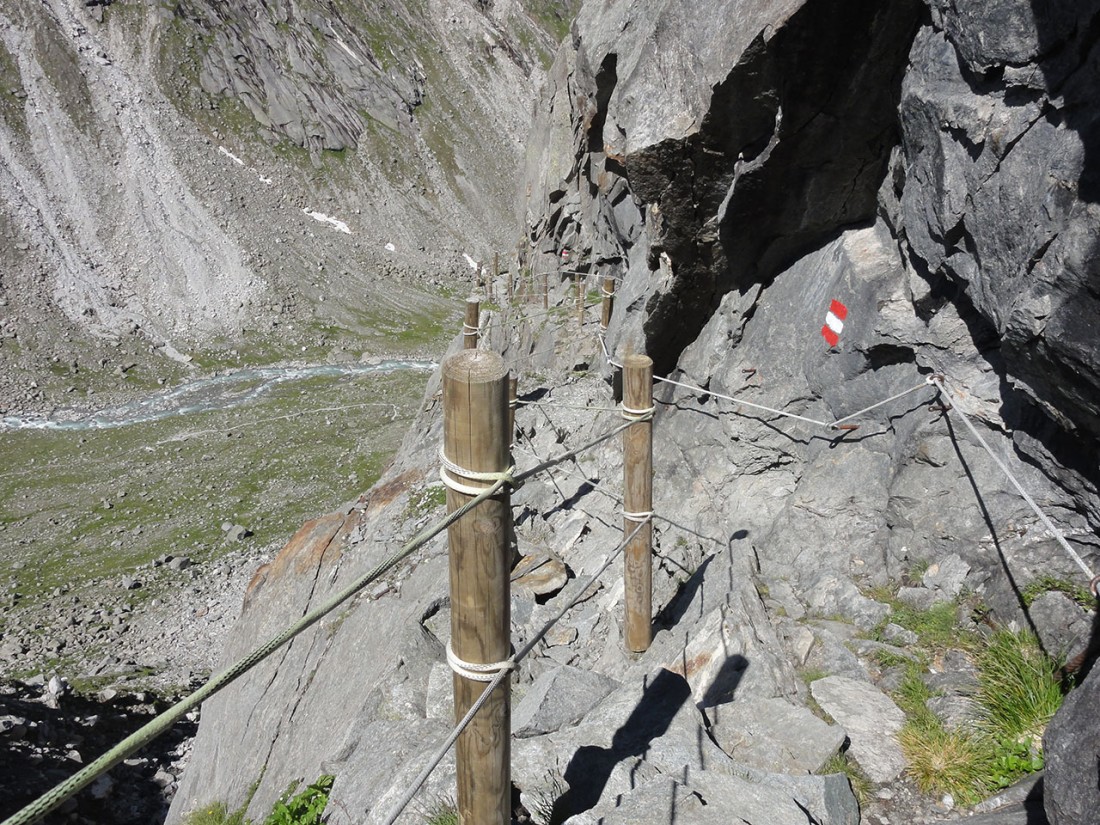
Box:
303, 208, 352, 234
218, 146, 245, 166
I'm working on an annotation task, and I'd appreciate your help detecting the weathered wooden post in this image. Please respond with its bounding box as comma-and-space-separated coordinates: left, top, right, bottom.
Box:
464, 296, 480, 350
601, 275, 615, 330
504, 255, 513, 305
622, 354, 653, 653
492, 253, 500, 304
508, 375, 518, 443
575, 273, 584, 327
442, 350, 512, 825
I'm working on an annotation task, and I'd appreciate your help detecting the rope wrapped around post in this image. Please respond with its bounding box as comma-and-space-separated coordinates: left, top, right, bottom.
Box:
441, 349, 512, 824
622, 353, 655, 653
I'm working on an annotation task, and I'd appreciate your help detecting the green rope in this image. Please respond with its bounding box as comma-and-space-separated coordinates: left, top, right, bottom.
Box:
1, 477, 509, 825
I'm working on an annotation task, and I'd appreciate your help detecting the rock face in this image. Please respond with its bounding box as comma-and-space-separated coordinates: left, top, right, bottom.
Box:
165, 1, 1100, 824
1044, 662, 1100, 825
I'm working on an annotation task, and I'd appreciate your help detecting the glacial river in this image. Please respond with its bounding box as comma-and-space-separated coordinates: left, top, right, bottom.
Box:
0, 360, 437, 432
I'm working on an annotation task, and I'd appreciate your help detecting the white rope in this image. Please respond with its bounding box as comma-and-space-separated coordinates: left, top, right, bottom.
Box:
932, 376, 1096, 584
514, 400, 622, 413
623, 510, 653, 524
446, 640, 513, 682
438, 447, 514, 497
830, 377, 934, 428
621, 402, 656, 421
654, 373, 833, 427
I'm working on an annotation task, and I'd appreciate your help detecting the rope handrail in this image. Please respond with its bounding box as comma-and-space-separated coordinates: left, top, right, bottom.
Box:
379, 518, 649, 825
511, 440, 724, 546
932, 376, 1098, 590
598, 333, 932, 431
513, 400, 623, 413
0, 477, 510, 825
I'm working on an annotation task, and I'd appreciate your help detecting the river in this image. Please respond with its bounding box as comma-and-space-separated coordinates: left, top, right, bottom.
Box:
0, 360, 437, 432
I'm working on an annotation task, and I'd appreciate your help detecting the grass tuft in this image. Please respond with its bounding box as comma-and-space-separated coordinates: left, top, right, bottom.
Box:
894, 626, 1061, 806
975, 629, 1062, 741
820, 752, 872, 806
900, 724, 990, 805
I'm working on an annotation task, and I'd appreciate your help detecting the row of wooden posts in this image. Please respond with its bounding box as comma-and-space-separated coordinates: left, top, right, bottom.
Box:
469, 254, 618, 326
441, 314, 650, 822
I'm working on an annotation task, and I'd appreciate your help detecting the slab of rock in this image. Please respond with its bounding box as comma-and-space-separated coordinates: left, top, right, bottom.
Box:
805, 572, 891, 630
897, 585, 946, 610
811, 675, 907, 783
513, 665, 619, 738
1044, 664, 1100, 825
511, 553, 569, 598
707, 697, 847, 773
1028, 591, 1090, 659
922, 553, 970, 598
565, 771, 858, 825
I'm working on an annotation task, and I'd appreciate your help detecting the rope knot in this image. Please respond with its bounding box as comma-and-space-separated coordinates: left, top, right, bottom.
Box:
438, 447, 516, 496
620, 403, 655, 422
446, 641, 515, 682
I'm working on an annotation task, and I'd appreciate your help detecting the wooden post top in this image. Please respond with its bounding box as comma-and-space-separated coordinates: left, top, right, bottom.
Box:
443, 350, 507, 385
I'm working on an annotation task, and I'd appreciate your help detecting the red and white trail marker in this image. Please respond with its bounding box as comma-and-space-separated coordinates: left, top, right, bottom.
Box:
821, 299, 848, 347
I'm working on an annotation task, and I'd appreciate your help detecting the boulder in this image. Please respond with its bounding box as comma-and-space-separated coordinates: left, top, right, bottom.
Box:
810, 676, 907, 784
706, 697, 847, 774
512, 665, 619, 738
1044, 665, 1100, 825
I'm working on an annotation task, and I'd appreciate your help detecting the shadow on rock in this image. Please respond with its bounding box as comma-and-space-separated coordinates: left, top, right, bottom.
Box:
547, 668, 694, 823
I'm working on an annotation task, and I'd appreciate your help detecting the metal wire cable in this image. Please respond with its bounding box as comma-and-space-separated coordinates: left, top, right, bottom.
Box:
932, 376, 1097, 585
379, 518, 648, 825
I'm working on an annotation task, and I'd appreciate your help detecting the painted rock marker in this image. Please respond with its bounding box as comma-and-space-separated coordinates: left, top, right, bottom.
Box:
822, 299, 848, 347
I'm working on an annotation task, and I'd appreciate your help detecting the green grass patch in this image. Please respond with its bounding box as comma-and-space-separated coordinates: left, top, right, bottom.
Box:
820, 752, 872, 806
0, 368, 427, 602
894, 627, 1061, 806
1021, 574, 1094, 609
183, 774, 333, 825
975, 629, 1062, 741
888, 600, 968, 651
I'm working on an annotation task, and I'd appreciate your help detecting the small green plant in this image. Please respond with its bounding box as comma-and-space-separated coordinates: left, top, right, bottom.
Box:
893, 627, 1062, 806
1021, 575, 1094, 609
418, 795, 459, 825
185, 775, 334, 825
821, 752, 872, 804
988, 737, 1044, 790
183, 802, 248, 825
265, 775, 335, 825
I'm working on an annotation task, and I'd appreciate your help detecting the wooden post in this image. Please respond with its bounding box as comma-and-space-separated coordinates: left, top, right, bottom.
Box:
442, 350, 512, 825
623, 354, 653, 653
464, 296, 480, 350
492, 253, 500, 304
542, 271, 549, 310
601, 275, 615, 330
508, 375, 518, 443
575, 273, 583, 327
